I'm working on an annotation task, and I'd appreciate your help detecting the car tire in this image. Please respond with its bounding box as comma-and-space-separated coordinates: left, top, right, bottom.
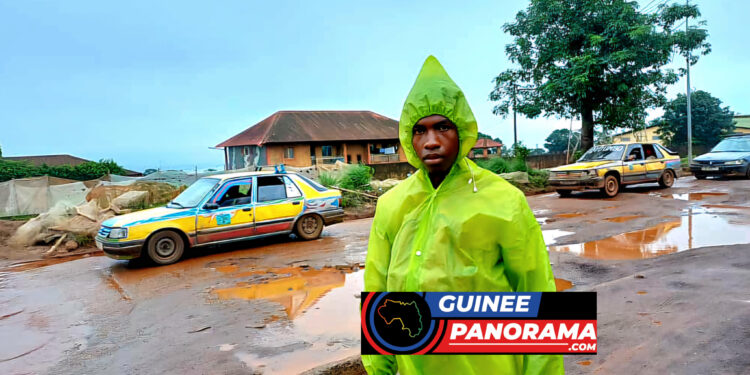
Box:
695, 174, 706, 180
745, 166, 750, 180
658, 170, 675, 188
600, 175, 620, 198
146, 230, 185, 265
295, 214, 323, 240
556, 189, 572, 198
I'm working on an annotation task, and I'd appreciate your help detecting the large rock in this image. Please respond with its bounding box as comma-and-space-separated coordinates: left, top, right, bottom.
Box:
111, 190, 148, 209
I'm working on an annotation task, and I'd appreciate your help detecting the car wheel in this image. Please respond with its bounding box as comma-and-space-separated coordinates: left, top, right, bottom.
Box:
658, 170, 674, 188
600, 175, 620, 198
745, 166, 750, 180
695, 174, 706, 180
556, 189, 572, 198
295, 214, 323, 240
146, 230, 185, 265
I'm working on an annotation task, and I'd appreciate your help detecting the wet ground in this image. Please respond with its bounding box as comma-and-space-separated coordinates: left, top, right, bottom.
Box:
1, 177, 749, 374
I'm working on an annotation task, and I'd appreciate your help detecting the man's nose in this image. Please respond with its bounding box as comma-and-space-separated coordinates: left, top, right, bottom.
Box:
423, 131, 440, 150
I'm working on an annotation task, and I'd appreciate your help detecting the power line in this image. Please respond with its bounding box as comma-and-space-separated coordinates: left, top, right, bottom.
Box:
671, 20, 686, 31
642, 0, 669, 13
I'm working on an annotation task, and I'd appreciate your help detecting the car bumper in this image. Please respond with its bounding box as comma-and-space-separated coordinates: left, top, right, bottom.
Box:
320, 208, 345, 225
690, 164, 748, 176
548, 176, 605, 190
95, 236, 145, 260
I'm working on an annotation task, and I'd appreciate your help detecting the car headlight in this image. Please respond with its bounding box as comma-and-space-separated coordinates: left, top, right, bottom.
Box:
109, 228, 128, 239
588, 169, 599, 177
724, 160, 744, 165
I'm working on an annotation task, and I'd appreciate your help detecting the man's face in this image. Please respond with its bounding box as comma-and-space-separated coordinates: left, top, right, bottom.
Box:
411, 115, 460, 174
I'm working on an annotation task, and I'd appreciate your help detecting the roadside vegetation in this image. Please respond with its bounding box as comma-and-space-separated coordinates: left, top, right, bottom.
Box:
0, 159, 128, 182
318, 164, 376, 208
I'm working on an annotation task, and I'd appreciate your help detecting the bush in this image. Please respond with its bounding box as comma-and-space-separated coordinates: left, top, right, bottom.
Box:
0, 158, 128, 182
528, 169, 549, 188
476, 158, 512, 174
318, 172, 338, 188
510, 158, 529, 173
338, 164, 373, 191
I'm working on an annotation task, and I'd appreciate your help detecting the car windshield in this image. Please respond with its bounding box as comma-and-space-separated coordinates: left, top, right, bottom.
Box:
168, 178, 219, 208
711, 137, 750, 152
578, 145, 626, 161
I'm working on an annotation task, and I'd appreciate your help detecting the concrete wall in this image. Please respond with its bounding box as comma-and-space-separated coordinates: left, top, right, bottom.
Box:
266, 144, 313, 167
526, 153, 569, 169
371, 162, 416, 180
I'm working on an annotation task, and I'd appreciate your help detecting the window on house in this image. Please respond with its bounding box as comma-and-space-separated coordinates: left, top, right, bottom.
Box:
473, 148, 484, 156
243, 146, 251, 155
357, 154, 362, 163
347, 155, 352, 163
322, 145, 333, 157
621, 137, 631, 142
285, 147, 294, 159
652, 136, 661, 140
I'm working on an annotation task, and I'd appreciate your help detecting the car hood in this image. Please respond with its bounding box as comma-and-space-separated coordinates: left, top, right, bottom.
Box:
102, 206, 191, 228
551, 160, 618, 171
694, 151, 750, 162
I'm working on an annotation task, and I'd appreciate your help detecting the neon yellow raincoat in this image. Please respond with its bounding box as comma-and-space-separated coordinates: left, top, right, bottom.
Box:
362, 56, 564, 374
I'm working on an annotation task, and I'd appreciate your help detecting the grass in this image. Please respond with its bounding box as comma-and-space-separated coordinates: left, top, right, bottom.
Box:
318, 172, 338, 188
0, 214, 38, 221
73, 234, 94, 247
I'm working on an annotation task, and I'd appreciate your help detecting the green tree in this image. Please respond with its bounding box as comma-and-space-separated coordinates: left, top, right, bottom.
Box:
655, 90, 735, 149
490, 0, 710, 151
544, 128, 580, 153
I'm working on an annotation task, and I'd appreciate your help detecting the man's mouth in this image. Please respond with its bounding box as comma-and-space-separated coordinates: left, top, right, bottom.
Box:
422, 154, 444, 164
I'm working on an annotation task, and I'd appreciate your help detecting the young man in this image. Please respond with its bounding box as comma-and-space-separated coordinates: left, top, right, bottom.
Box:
362, 56, 564, 374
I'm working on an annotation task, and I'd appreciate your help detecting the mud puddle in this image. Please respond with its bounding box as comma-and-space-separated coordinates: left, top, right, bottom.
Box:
604, 215, 644, 223
555, 278, 574, 291
230, 269, 364, 374
1, 252, 103, 273
549, 210, 750, 260
650, 192, 728, 201
555, 213, 585, 219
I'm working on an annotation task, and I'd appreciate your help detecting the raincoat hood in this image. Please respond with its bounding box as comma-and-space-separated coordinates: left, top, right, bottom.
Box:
399, 56, 478, 170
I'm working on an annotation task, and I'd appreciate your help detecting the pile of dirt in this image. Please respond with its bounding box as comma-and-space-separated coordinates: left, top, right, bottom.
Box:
87, 181, 184, 209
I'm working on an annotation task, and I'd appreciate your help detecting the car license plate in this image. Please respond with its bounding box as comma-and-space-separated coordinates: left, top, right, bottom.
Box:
96, 241, 103, 250
701, 166, 719, 171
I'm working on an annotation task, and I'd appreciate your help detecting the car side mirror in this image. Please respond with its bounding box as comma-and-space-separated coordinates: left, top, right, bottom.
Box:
203, 202, 219, 210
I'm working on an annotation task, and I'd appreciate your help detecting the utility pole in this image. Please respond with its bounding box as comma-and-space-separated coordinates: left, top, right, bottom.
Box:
686, 0, 693, 164
512, 83, 518, 147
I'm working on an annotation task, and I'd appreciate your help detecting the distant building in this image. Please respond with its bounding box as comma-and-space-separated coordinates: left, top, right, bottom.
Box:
2, 154, 141, 176
469, 138, 503, 159
611, 115, 750, 145
215, 111, 408, 169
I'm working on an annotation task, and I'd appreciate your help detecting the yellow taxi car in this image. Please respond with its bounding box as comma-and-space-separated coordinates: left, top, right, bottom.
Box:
95, 170, 344, 265
549, 143, 681, 198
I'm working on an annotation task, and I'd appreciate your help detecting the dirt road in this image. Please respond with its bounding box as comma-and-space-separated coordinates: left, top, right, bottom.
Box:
0, 177, 748, 374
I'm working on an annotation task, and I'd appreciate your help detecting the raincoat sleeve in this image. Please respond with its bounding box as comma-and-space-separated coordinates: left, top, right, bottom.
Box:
502, 194, 565, 375
361, 203, 398, 375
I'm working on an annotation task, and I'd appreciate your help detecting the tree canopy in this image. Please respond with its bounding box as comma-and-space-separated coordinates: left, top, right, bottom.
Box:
490, 0, 710, 151
655, 90, 735, 149
544, 128, 580, 153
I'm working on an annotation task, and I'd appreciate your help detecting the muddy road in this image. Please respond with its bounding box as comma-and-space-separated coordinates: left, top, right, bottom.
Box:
1, 177, 749, 374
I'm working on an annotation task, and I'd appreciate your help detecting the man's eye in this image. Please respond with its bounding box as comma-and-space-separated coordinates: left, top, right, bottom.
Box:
437, 124, 451, 131
413, 126, 426, 134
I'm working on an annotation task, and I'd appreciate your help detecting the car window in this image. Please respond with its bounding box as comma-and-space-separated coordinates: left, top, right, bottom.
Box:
578, 145, 625, 161
712, 137, 750, 152
642, 144, 659, 160
216, 181, 253, 207
170, 178, 219, 208
284, 176, 302, 198
257, 176, 287, 202
626, 145, 644, 161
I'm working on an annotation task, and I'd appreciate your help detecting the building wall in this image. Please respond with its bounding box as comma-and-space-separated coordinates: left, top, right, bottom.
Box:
612, 127, 664, 145
265, 144, 312, 167
345, 143, 367, 164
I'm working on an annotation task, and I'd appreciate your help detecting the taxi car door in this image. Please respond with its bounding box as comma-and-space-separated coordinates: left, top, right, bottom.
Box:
253, 175, 304, 235
196, 178, 255, 244
642, 143, 666, 180
623, 144, 647, 182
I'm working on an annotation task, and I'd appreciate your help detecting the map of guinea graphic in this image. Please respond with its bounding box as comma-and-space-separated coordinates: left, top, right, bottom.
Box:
376, 299, 423, 338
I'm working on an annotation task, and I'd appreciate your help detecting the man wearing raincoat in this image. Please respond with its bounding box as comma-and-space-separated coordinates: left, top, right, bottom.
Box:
362, 56, 564, 374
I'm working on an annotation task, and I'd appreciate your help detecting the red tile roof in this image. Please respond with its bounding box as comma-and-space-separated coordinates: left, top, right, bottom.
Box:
3, 154, 141, 176
473, 138, 503, 148
216, 111, 399, 147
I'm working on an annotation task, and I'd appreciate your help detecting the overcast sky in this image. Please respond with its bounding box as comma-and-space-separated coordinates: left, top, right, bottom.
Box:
1, 0, 747, 172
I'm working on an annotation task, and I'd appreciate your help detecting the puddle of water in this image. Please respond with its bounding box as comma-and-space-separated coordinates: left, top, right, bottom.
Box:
702, 204, 750, 210
555, 213, 585, 219
212, 267, 350, 319
549, 211, 750, 260
235, 270, 363, 374
2, 253, 103, 273
555, 278, 574, 291
637, 291, 648, 295
536, 217, 549, 225
542, 229, 575, 246
604, 215, 644, 223
656, 192, 728, 201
